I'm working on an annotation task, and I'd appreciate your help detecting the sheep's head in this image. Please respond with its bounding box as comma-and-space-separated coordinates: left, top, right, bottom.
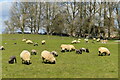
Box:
25, 60, 31, 65
86, 48, 89, 53
51, 51, 58, 57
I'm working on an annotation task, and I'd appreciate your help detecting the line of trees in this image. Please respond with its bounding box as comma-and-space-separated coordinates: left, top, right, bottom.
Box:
4, 1, 120, 39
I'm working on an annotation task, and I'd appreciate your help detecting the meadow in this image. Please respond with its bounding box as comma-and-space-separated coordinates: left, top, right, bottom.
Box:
1, 34, 118, 78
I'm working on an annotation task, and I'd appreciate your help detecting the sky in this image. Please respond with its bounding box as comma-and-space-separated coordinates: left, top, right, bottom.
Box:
0, 0, 119, 34
0, 0, 13, 34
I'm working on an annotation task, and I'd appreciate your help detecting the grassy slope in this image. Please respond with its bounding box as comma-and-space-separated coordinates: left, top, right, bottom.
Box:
1, 34, 118, 78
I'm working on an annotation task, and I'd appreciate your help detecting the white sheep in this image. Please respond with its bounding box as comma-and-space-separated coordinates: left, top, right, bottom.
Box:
101, 40, 108, 44
20, 50, 31, 65
31, 49, 37, 55
71, 40, 77, 44
96, 38, 100, 42
0, 46, 5, 50
22, 38, 27, 42
78, 39, 81, 41
93, 38, 96, 41
41, 50, 56, 64
61, 44, 75, 52
84, 39, 89, 43
98, 47, 110, 56
41, 40, 46, 45
26, 40, 33, 44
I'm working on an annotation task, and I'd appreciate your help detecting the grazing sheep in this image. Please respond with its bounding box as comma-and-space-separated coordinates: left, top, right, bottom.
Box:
8, 56, 17, 64
80, 48, 89, 53
93, 38, 96, 41
20, 50, 31, 65
50, 51, 58, 57
101, 40, 108, 44
31, 49, 37, 55
71, 40, 80, 44
96, 38, 100, 42
61, 44, 75, 52
84, 39, 89, 43
75, 49, 82, 54
26, 40, 33, 44
41, 50, 56, 64
0, 46, 5, 50
98, 47, 110, 56
41, 40, 46, 45
71, 40, 77, 44
78, 39, 81, 41
34, 42, 38, 46
22, 38, 27, 42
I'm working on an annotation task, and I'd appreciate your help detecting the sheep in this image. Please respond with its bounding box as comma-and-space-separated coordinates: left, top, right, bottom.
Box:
41, 50, 56, 64
71, 40, 80, 44
84, 39, 89, 43
98, 47, 110, 56
34, 42, 38, 46
93, 38, 96, 41
61, 44, 75, 52
71, 40, 77, 44
22, 38, 27, 42
41, 40, 46, 45
101, 40, 108, 44
20, 50, 31, 65
26, 40, 33, 44
31, 49, 37, 55
50, 51, 58, 57
78, 39, 81, 41
80, 48, 89, 53
0, 46, 5, 50
8, 56, 17, 64
96, 38, 100, 42
75, 49, 82, 54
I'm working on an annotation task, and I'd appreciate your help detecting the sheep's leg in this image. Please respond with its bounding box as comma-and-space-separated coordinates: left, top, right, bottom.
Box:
42, 57, 45, 63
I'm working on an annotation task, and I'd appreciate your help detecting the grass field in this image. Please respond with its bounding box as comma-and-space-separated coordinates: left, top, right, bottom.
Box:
1, 34, 118, 78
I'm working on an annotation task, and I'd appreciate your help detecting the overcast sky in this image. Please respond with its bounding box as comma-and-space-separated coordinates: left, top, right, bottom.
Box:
0, 0, 13, 34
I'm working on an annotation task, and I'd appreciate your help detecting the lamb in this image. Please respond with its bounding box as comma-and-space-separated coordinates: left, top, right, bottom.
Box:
41, 40, 46, 45
20, 50, 31, 65
50, 51, 58, 57
26, 40, 33, 44
41, 50, 56, 64
80, 48, 89, 53
34, 42, 38, 46
75, 49, 82, 54
0, 46, 5, 50
8, 56, 17, 64
31, 49, 37, 55
98, 47, 110, 56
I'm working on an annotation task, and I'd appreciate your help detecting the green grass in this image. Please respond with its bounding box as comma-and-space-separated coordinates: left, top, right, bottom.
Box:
1, 34, 118, 78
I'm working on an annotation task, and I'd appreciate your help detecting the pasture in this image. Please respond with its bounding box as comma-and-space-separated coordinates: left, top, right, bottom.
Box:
1, 34, 118, 78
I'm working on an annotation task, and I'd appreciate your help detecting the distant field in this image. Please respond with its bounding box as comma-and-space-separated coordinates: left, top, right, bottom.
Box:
1, 34, 118, 78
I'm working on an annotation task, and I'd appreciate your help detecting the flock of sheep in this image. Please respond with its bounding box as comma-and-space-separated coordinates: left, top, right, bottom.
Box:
0, 37, 110, 65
